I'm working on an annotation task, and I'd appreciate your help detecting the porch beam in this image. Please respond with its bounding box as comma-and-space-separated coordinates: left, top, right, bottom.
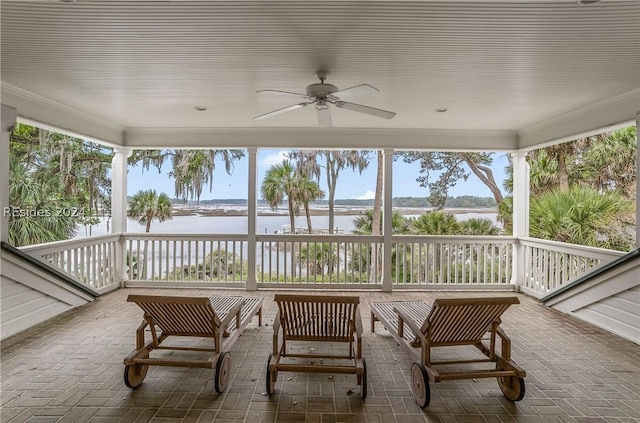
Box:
382, 148, 393, 292
246, 148, 257, 291
1, 105, 17, 244
518, 89, 639, 150
123, 128, 517, 151
511, 151, 529, 288
2, 84, 124, 147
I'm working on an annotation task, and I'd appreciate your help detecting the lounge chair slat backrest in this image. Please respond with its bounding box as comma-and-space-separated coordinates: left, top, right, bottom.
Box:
274, 294, 359, 342
127, 295, 219, 336
422, 297, 518, 345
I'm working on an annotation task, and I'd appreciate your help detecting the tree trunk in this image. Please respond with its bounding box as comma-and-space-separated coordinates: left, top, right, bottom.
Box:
288, 201, 296, 234
304, 201, 313, 233
557, 153, 569, 192
462, 155, 505, 205
327, 163, 336, 234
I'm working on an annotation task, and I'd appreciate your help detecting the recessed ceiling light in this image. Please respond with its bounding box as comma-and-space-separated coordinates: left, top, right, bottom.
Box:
435, 108, 448, 113
194, 106, 208, 111
576, 0, 602, 5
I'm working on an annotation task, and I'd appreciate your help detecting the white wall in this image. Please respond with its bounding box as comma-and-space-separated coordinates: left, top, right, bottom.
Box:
1, 249, 95, 340
544, 258, 640, 344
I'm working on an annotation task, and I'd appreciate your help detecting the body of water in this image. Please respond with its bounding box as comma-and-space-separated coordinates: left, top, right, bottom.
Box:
76, 209, 499, 238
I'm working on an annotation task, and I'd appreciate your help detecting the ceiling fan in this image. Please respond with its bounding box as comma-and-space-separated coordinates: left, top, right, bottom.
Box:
254, 71, 396, 127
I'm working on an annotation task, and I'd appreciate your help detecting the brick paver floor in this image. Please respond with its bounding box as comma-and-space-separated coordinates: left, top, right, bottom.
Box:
1, 288, 639, 422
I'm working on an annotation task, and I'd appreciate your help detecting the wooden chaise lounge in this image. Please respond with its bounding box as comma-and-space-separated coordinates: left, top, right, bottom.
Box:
266, 294, 367, 398
370, 297, 525, 408
124, 294, 263, 393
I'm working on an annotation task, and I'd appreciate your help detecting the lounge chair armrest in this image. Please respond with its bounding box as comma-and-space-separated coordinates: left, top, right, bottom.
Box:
354, 310, 363, 358
354, 310, 363, 336
272, 310, 282, 356
394, 305, 427, 345
219, 299, 245, 330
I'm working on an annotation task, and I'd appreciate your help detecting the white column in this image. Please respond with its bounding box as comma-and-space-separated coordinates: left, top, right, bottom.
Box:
111, 147, 132, 285
246, 148, 257, 291
382, 148, 394, 292
0, 105, 17, 244
636, 112, 639, 250
511, 150, 530, 289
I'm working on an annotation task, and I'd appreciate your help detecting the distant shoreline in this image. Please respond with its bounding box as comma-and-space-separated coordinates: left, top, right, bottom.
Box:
172, 205, 497, 217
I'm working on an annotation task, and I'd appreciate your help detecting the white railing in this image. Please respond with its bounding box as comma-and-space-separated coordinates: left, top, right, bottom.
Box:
19, 233, 627, 296
20, 234, 120, 291
392, 235, 515, 287
256, 234, 383, 286
519, 237, 626, 298
124, 234, 248, 284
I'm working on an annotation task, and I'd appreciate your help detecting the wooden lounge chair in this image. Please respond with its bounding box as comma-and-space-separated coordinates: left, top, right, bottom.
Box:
266, 294, 367, 398
370, 297, 525, 408
124, 294, 262, 393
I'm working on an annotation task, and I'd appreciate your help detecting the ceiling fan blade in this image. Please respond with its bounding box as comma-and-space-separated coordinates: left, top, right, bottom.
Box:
332, 84, 379, 100
317, 106, 332, 128
335, 101, 396, 119
256, 89, 308, 100
254, 102, 312, 120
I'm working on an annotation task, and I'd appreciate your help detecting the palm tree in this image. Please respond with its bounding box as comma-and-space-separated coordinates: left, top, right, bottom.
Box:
127, 190, 173, 280
298, 177, 325, 233
8, 158, 77, 246
459, 218, 501, 235
353, 210, 408, 235
297, 243, 337, 277
351, 210, 408, 282
408, 211, 461, 283
290, 150, 371, 233
128, 190, 173, 232
580, 127, 637, 197
527, 150, 559, 195
410, 211, 460, 235
529, 187, 633, 250
260, 160, 301, 234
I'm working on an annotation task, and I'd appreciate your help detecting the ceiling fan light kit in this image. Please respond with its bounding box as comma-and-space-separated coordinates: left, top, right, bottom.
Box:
254, 73, 396, 127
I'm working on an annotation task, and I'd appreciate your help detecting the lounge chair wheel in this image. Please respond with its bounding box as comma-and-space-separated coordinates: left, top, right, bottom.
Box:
411, 362, 430, 408
361, 357, 367, 400
266, 353, 276, 396
124, 363, 148, 389
214, 351, 231, 393
498, 375, 525, 401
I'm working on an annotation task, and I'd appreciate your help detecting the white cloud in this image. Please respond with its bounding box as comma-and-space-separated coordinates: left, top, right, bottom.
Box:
259, 150, 290, 167
356, 190, 375, 200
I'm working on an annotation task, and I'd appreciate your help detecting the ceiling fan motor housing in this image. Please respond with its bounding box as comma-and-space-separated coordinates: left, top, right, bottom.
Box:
306, 83, 338, 99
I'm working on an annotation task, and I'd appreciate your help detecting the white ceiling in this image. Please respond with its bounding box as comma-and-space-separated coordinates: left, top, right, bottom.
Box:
1, 0, 639, 150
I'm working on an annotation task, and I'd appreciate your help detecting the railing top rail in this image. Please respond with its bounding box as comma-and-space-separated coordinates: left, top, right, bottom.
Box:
124, 233, 248, 241
392, 235, 516, 243
19, 234, 120, 254
256, 234, 384, 242
519, 237, 626, 260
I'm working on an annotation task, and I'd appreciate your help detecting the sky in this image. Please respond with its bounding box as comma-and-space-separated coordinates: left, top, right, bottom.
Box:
127, 149, 511, 201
